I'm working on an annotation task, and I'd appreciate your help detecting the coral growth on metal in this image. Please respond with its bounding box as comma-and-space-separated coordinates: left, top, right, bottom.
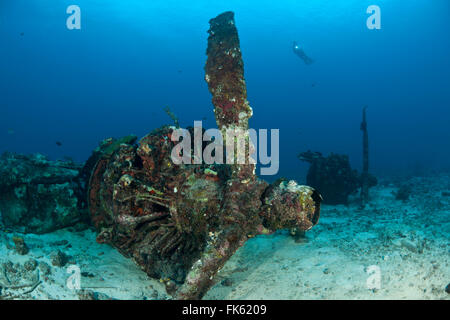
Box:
205, 11, 255, 181
86, 11, 321, 300
205, 11, 251, 131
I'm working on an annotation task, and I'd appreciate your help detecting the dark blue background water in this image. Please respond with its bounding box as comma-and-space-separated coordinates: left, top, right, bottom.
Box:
1, 0, 449, 182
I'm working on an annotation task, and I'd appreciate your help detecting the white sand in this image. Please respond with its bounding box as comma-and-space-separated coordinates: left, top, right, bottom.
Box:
0, 228, 168, 300
1, 174, 449, 300
205, 174, 450, 300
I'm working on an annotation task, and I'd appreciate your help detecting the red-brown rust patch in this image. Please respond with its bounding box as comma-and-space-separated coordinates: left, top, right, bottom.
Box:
88, 158, 108, 228
205, 175, 220, 182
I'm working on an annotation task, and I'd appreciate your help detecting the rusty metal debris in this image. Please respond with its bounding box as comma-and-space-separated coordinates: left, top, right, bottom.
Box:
86, 11, 321, 300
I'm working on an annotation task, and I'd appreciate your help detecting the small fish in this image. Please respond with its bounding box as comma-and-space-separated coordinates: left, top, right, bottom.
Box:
7, 129, 15, 135
56, 141, 63, 147
20, 32, 24, 36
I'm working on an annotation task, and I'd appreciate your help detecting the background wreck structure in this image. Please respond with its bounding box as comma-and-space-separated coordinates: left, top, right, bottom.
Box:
298, 151, 360, 205
298, 149, 377, 205
298, 106, 377, 206
85, 11, 321, 299
360, 106, 370, 207
0, 153, 88, 234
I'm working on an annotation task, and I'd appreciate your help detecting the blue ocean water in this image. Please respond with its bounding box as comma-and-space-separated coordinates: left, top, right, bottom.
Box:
1, 1, 450, 302
1, 0, 449, 181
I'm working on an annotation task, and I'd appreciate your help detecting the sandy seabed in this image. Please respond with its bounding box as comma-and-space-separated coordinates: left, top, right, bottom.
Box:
1, 174, 449, 300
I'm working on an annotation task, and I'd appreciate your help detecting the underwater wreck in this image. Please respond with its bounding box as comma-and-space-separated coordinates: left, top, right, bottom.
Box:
0, 11, 321, 300
298, 107, 377, 206
84, 11, 321, 299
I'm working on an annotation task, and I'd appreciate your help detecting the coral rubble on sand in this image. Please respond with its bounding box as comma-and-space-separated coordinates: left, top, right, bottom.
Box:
0, 228, 169, 300
204, 173, 450, 299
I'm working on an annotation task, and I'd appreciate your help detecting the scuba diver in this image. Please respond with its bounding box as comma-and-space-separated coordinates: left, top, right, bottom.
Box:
293, 41, 314, 65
